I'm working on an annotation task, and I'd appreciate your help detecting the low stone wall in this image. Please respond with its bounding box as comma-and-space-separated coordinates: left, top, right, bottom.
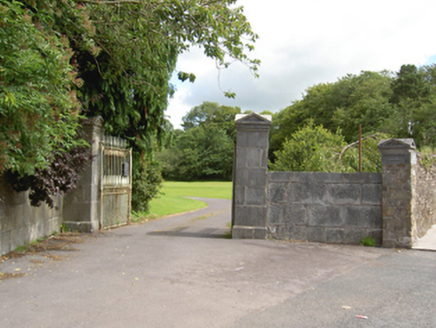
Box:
267, 172, 383, 245
232, 114, 435, 248
0, 181, 62, 256
412, 160, 436, 241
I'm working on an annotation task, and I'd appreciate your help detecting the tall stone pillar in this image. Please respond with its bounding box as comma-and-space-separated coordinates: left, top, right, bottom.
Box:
63, 117, 104, 232
378, 138, 417, 248
232, 113, 271, 239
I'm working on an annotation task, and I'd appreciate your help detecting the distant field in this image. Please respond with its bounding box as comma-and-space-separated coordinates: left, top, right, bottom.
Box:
133, 181, 232, 220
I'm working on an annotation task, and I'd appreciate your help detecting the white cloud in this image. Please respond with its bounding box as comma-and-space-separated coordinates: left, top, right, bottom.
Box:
166, 0, 436, 128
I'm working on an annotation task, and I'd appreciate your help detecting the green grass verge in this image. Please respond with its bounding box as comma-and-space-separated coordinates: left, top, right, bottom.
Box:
133, 181, 232, 221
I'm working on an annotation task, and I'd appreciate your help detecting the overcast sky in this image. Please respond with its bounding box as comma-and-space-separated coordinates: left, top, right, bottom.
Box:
166, 0, 436, 129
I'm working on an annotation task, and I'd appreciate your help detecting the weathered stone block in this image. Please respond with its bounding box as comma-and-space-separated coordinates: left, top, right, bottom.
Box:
312, 172, 343, 183
234, 185, 245, 205
268, 171, 292, 182
344, 206, 382, 228
362, 184, 382, 205
325, 228, 345, 243
276, 226, 307, 241
308, 205, 343, 226
305, 226, 325, 242
246, 148, 263, 168
232, 225, 267, 239
236, 168, 267, 188
268, 204, 284, 225
234, 206, 267, 227
327, 184, 361, 205
235, 147, 247, 168
288, 183, 327, 204
246, 187, 266, 205
268, 182, 287, 203
236, 131, 269, 148
287, 172, 313, 183
343, 229, 365, 245
284, 204, 307, 225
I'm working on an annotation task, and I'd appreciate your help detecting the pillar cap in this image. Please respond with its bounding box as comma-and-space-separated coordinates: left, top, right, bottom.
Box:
235, 113, 272, 126
378, 138, 416, 150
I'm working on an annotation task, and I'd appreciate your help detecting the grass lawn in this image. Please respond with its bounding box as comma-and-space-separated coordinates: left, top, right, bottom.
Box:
133, 181, 232, 220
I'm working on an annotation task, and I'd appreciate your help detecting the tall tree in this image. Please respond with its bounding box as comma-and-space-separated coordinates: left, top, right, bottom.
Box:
1, 0, 259, 208
269, 71, 395, 162
182, 101, 241, 138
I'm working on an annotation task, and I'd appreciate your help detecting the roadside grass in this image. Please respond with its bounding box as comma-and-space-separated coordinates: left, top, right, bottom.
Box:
132, 181, 232, 221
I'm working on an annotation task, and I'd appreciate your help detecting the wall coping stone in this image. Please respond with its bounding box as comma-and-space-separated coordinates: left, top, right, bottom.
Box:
378, 138, 416, 150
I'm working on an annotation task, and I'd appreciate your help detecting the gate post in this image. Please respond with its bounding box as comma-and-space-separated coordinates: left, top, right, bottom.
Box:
378, 139, 417, 248
63, 117, 104, 232
232, 113, 271, 239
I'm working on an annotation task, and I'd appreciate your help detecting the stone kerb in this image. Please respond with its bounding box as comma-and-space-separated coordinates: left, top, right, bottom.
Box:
232, 113, 272, 239
378, 138, 417, 248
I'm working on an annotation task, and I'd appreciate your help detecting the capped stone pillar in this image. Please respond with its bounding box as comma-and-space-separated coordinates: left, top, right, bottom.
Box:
232, 113, 272, 239
63, 117, 104, 232
378, 138, 417, 248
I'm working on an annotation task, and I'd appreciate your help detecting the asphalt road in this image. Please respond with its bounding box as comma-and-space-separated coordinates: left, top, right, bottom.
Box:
0, 198, 435, 327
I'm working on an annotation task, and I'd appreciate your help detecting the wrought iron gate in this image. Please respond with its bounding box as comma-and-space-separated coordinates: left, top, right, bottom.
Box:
101, 136, 132, 229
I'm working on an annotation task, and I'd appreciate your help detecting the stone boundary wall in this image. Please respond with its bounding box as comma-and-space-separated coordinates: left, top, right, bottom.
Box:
412, 159, 436, 241
0, 182, 63, 256
232, 113, 436, 248
0, 117, 132, 256
267, 172, 382, 245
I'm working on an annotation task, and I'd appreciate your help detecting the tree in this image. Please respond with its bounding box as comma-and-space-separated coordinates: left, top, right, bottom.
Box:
1, 0, 259, 209
388, 64, 436, 146
158, 125, 234, 181
270, 122, 346, 172
270, 122, 387, 173
182, 101, 241, 139
158, 101, 241, 181
0, 1, 86, 176
269, 71, 395, 162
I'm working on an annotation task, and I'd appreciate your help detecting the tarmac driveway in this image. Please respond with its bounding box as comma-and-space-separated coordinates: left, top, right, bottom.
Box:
0, 198, 435, 327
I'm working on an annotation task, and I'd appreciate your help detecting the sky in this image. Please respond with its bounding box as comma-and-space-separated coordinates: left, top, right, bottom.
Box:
166, 0, 436, 129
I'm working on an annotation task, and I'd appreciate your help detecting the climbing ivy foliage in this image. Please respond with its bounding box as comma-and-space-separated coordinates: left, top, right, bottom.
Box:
0, 0, 259, 208
72, 0, 259, 151
0, 0, 86, 176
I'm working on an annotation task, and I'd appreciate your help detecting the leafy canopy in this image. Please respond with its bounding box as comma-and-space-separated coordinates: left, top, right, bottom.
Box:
1, 0, 259, 207
0, 0, 86, 176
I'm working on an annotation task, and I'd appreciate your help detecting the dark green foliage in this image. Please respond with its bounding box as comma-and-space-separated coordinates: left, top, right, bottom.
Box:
182, 101, 241, 139
270, 71, 395, 162
360, 236, 376, 247
270, 122, 387, 173
158, 125, 234, 181
270, 122, 346, 172
158, 102, 239, 181
0, 0, 87, 176
270, 66, 436, 172
1, 0, 259, 210
4, 143, 92, 207
131, 154, 163, 213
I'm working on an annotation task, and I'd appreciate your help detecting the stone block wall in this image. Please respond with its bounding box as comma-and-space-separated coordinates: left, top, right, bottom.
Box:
267, 172, 383, 245
0, 117, 132, 256
0, 181, 63, 256
412, 159, 436, 241
232, 114, 436, 248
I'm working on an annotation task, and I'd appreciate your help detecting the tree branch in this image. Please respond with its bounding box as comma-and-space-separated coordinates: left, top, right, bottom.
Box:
77, 0, 140, 5
339, 133, 382, 160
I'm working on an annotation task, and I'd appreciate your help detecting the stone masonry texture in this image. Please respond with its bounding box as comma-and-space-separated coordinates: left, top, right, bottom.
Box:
267, 172, 383, 245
